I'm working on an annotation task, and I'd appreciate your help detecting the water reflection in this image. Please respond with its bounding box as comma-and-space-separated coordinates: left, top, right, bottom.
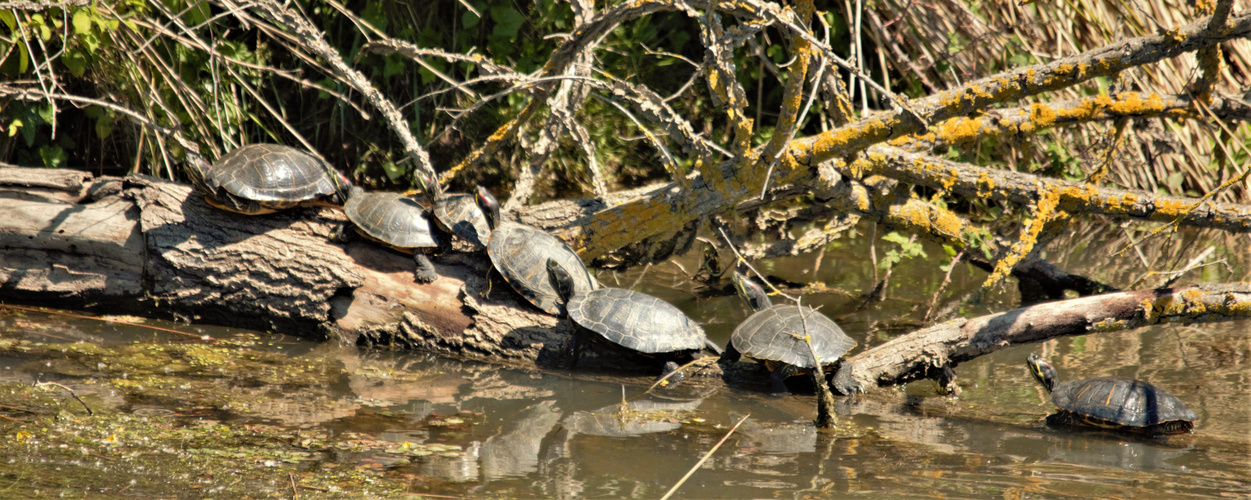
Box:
480, 400, 562, 479
2, 219, 1249, 498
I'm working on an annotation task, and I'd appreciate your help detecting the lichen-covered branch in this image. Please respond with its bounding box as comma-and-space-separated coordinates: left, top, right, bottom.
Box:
855, 146, 1251, 232
832, 283, 1251, 394
784, 11, 1251, 170
892, 93, 1251, 152
562, 11, 1251, 261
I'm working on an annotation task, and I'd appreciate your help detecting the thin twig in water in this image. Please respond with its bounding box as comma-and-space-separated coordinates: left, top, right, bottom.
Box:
923, 249, 965, 324
34, 381, 93, 416
0, 304, 211, 340
659, 413, 750, 500
289, 471, 299, 500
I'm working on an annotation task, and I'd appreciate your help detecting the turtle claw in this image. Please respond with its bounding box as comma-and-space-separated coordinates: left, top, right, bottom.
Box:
413, 253, 438, 283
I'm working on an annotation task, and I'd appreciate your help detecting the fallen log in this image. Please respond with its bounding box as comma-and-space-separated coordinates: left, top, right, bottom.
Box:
3, 168, 1248, 394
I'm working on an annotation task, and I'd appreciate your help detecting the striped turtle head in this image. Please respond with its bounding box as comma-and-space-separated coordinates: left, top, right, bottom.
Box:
412, 169, 439, 205
1027, 353, 1059, 393
731, 272, 771, 312
475, 186, 501, 230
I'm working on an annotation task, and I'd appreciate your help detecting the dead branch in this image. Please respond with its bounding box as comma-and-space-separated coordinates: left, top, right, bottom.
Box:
832, 282, 1251, 394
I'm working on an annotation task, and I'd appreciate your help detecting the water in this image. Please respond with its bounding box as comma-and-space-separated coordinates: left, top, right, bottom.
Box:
1, 220, 1247, 498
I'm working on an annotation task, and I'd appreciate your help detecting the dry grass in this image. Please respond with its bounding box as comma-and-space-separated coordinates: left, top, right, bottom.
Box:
861, 0, 1249, 202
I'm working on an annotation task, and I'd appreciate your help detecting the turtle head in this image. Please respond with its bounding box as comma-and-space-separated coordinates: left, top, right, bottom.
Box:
327, 170, 354, 205
182, 151, 216, 193
412, 169, 440, 205
475, 186, 501, 230
1027, 353, 1058, 393
545, 258, 577, 312
731, 272, 771, 311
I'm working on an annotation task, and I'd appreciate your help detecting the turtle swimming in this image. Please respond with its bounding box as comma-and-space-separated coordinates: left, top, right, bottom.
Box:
1026, 353, 1196, 435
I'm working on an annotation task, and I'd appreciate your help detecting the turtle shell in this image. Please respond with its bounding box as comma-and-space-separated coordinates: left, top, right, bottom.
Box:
344, 192, 438, 249
211, 144, 340, 204
731, 305, 856, 368
1050, 377, 1197, 429
433, 193, 491, 248
487, 221, 593, 315
568, 287, 706, 354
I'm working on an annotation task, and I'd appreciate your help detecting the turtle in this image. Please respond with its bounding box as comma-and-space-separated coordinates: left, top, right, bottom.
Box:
722, 272, 857, 393
475, 186, 594, 315
546, 259, 721, 377
340, 187, 445, 283
406, 170, 492, 249
183, 143, 350, 215
1026, 353, 1197, 435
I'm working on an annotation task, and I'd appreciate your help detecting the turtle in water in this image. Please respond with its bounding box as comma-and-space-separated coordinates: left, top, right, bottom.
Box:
1026, 353, 1197, 435
183, 143, 350, 214
546, 258, 721, 377
475, 186, 594, 315
340, 187, 445, 283
723, 272, 857, 393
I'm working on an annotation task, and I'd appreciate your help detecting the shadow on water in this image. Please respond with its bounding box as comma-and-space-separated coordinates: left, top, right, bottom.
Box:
0, 219, 1248, 498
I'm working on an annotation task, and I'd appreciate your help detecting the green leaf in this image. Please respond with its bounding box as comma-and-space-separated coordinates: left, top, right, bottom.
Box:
95, 112, 114, 139
36, 103, 54, 124
38, 145, 67, 168
490, 6, 524, 39
383, 56, 405, 78
7, 118, 22, 137
1166, 171, 1185, 192
462, 8, 482, 29
381, 160, 404, 181
72, 9, 92, 34
62, 50, 87, 77
882, 231, 911, 245
362, 1, 387, 33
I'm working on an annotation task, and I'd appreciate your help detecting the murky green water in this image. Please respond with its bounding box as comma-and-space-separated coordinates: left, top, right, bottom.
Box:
1, 221, 1248, 498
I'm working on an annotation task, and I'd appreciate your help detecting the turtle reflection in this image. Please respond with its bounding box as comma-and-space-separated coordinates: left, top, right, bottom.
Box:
561, 397, 704, 438
480, 400, 563, 480
731, 413, 818, 454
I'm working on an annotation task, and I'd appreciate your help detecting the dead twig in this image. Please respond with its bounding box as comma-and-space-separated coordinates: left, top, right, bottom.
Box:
33, 381, 93, 416
659, 413, 749, 500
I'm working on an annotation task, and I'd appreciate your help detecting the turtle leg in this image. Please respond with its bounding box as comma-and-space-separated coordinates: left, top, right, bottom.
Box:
568, 328, 584, 369
659, 361, 686, 386
770, 364, 799, 393
413, 252, 438, 283
329, 222, 357, 244
719, 342, 742, 363
937, 364, 961, 397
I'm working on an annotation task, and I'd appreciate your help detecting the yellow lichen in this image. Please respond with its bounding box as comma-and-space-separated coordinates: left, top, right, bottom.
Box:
982, 184, 1064, 289
1089, 318, 1129, 332
935, 116, 984, 146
